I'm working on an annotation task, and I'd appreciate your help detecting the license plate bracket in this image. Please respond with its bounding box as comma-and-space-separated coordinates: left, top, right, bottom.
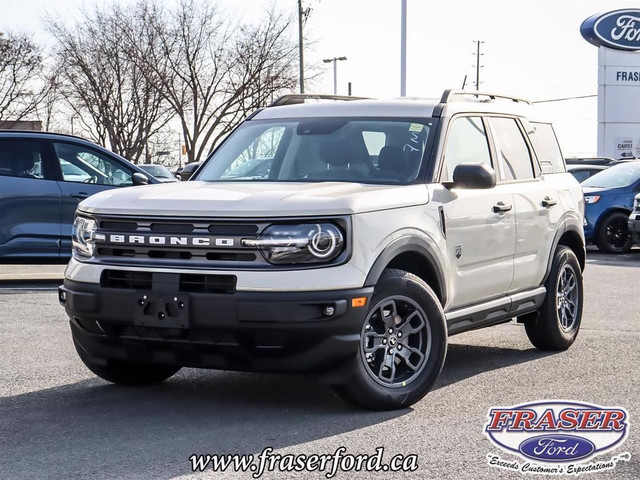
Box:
133, 293, 189, 329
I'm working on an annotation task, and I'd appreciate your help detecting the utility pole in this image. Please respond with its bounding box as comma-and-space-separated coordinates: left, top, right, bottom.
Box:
400, 0, 407, 96
472, 40, 485, 91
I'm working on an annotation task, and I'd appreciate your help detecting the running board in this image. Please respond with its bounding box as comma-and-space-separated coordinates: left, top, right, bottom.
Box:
445, 287, 546, 336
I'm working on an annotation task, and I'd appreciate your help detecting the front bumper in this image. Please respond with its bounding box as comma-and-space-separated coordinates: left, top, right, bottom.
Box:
629, 213, 640, 243
59, 277, 373, 380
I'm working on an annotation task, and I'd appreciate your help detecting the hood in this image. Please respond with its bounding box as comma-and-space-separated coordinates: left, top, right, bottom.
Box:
581, 186, 625, 196
78, 181, 430, 217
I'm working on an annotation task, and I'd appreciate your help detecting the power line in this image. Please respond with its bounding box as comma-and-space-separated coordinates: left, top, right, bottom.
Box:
532, 94, 597, 104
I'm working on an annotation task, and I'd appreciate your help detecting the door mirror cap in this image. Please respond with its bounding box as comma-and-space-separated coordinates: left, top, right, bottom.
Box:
448, 163, 496, 189
132, 172, 149, 186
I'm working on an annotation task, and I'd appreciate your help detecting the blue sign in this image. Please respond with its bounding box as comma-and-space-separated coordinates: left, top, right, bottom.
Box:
581, 9, 640, 51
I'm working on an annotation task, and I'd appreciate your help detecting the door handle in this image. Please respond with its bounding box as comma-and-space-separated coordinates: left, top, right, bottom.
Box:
493, 201, 512, 213
542, 196, 557, 208
69, 193, 90, 200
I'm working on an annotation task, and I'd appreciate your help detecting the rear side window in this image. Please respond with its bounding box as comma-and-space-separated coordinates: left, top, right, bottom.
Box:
0, 139, 47, 180
440, 116, 492, 182
529, 122, 566, 174
488, 117, 535, 181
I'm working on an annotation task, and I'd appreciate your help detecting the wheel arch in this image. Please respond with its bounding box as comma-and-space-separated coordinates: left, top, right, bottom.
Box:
543, 225, 586, 284
593, 207, 632, 237
364, 237, 447, 307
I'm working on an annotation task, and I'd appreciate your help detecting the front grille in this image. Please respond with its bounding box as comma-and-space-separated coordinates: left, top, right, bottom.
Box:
93, 216, 268, 267
100, 270, 236, 294
179, 274, 236, 294
101, 270, 153, 289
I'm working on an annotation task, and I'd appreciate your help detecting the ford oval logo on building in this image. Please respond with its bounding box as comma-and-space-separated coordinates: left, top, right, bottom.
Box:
484, 401, 629, 464
581, 9, 640, 51
519, 434, 595, 462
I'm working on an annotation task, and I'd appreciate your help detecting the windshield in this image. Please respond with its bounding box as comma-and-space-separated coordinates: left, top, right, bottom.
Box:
140, 165, 172, 178
581, 162, 640, 188
197, 117, 436, 184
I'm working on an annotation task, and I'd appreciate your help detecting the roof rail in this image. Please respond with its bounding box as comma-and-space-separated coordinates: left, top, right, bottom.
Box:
268, 94, 370, 107
439, 89, 531, 105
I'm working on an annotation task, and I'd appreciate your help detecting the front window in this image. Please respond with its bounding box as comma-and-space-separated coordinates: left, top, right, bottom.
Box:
196, 117, 437, 184
582, 162, 640, 188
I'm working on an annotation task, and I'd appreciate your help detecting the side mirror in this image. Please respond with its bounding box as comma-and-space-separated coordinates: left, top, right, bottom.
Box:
181, 170, 194, 181
132, 172, 149, 186
449, 163, 496, 189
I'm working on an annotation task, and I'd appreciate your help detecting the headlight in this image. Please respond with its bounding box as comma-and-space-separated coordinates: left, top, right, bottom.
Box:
242, 223, 345, 265
72, 216, 97, 258
584, 195, 600, 204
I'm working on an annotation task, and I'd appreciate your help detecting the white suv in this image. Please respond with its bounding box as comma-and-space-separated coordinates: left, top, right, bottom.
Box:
59, 91, 585, 410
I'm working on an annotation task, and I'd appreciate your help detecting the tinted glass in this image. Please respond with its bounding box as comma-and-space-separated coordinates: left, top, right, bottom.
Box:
529, 122, 565, 174
54, 142, 132, 186
488, 117, 534, 181
582, 162, 640, 188
0, 140, 47, 179
197, 118, 436, 184
441, 116, 491, 182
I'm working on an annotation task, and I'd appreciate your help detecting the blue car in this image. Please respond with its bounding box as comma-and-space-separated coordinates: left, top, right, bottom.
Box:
581, 161, 640, 253
0, 131, 158, 258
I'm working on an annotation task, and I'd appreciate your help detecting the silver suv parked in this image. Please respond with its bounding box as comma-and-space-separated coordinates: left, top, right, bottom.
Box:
59, 91, 585, 410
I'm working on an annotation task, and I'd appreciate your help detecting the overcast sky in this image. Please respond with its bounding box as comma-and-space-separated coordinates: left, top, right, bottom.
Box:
0, 0, 634, 155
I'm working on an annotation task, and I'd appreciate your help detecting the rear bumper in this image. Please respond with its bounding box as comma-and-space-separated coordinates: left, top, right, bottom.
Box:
59, 278, 373, 380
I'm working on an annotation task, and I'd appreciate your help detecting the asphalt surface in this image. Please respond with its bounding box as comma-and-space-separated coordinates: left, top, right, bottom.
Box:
0, 251, 638, 480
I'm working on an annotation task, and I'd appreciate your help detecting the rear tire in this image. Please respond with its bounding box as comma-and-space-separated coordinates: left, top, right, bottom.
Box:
524, 246, 583, 350
75, 342, 180, 385
334, 269, 447, 410
596, 211, 632, 253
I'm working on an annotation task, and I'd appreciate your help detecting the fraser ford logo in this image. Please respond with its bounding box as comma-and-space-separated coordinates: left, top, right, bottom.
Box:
581, 9, 640, 51
484, 401, 631, 475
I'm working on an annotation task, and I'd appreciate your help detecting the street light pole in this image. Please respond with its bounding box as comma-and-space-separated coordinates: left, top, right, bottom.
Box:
323, 57, 347, 95
400, 0, 407, 96
298, 0, 305, 93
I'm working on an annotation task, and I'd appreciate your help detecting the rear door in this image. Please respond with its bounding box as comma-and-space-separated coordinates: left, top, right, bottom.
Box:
0, 138, 62, 257
439, 115, 516, 308
51, 141, 136, 255
486, 117, 561, 292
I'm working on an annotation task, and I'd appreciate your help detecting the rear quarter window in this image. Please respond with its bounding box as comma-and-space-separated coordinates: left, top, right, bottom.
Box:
528, 122, 566, 174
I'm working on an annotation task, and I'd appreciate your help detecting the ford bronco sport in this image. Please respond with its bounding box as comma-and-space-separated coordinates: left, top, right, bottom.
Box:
59, 91, 585, 410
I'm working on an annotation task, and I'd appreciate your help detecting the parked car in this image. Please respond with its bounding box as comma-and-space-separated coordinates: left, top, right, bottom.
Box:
565, 157, 614, 166
628, 193, 640, 245
138, 164, 179, 183
59, 91, 585, 410
567, 164, 608, 183
179, 161, 203, 181
581, 161, 640, 253
0, 131, 157, 258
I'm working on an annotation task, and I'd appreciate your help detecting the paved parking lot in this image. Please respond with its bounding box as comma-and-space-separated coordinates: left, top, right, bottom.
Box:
0, 251, 638, 479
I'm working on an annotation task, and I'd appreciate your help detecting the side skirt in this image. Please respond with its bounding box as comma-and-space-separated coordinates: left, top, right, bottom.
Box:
445, 287, 546, 336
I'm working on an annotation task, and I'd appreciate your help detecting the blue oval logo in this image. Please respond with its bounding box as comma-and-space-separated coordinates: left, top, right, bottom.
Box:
519, 435, 595, 462
581, 9, 640, 51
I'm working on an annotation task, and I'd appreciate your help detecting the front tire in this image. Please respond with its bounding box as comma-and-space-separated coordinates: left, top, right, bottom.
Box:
596, 211, 632, 253
334, 269, 447, 410
524, 246, 583, 350
74, 342, 181, 385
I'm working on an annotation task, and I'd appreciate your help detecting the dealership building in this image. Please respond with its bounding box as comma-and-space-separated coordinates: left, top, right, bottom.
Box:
581, 9, 640, 159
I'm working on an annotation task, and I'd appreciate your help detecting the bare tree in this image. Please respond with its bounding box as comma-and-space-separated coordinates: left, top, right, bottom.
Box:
46, 2, 174, 162
0, 31, 44, 123
137, 0, 298, 163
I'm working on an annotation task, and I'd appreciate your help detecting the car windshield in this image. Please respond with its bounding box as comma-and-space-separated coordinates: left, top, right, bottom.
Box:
581, 161, 640, 188
140, 165, 172, 178
196, 117, 437, 184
